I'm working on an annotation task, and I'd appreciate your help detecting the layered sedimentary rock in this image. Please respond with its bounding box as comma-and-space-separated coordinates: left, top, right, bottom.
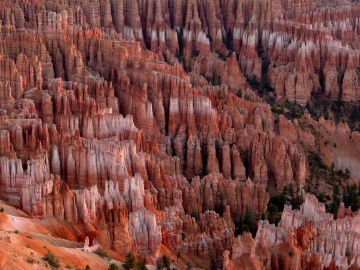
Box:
2, 0, 359, 103
0, 1, 359, 269
223, 194, 360, 270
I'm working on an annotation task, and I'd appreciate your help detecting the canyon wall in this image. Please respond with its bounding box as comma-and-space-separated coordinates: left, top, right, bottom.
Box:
224, 194, 360, 270
0, 0, 359, 269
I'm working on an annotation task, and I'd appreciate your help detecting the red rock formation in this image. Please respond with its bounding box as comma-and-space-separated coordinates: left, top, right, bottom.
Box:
224, 194, 360, 269
0, 1, 359, 269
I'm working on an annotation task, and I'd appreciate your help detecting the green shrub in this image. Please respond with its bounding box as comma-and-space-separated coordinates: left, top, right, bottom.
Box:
108, 263, 120, 270
156, 255, 171, 270
190, 210, 199, 221
135, 257, 148, 270
43, 252, 60, 269
205, 75, 222, 86
26, 257, 37, 264
94, 247, 108, 258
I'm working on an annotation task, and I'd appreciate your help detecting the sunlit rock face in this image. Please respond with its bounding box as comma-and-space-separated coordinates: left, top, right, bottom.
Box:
0, 0, 359, 269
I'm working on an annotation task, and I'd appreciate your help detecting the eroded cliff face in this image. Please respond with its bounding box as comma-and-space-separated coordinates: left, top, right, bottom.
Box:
0, 0, 359, 269
224, 194, 360, 270
1, 0, 360, 104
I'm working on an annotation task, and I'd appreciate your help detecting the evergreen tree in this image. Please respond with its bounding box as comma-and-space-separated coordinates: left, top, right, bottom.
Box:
329, 185, 340, 218
135, 257, 148, 270
162, 255, 171, 270
243, 206, 256, 237
343, 185, 360, 211
124, 252, 135, 270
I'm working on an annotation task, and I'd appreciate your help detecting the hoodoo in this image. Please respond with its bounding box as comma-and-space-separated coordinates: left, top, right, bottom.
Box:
0, 0, 359, 269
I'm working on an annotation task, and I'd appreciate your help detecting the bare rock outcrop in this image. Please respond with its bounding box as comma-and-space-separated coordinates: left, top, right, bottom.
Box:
0, 1, 359, 269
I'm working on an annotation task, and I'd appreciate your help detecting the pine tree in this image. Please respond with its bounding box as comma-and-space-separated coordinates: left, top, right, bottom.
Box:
329, 185, 340, 218
124, 252, 135, 270
162, 255, 170, 270
243, 206, 256, 237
